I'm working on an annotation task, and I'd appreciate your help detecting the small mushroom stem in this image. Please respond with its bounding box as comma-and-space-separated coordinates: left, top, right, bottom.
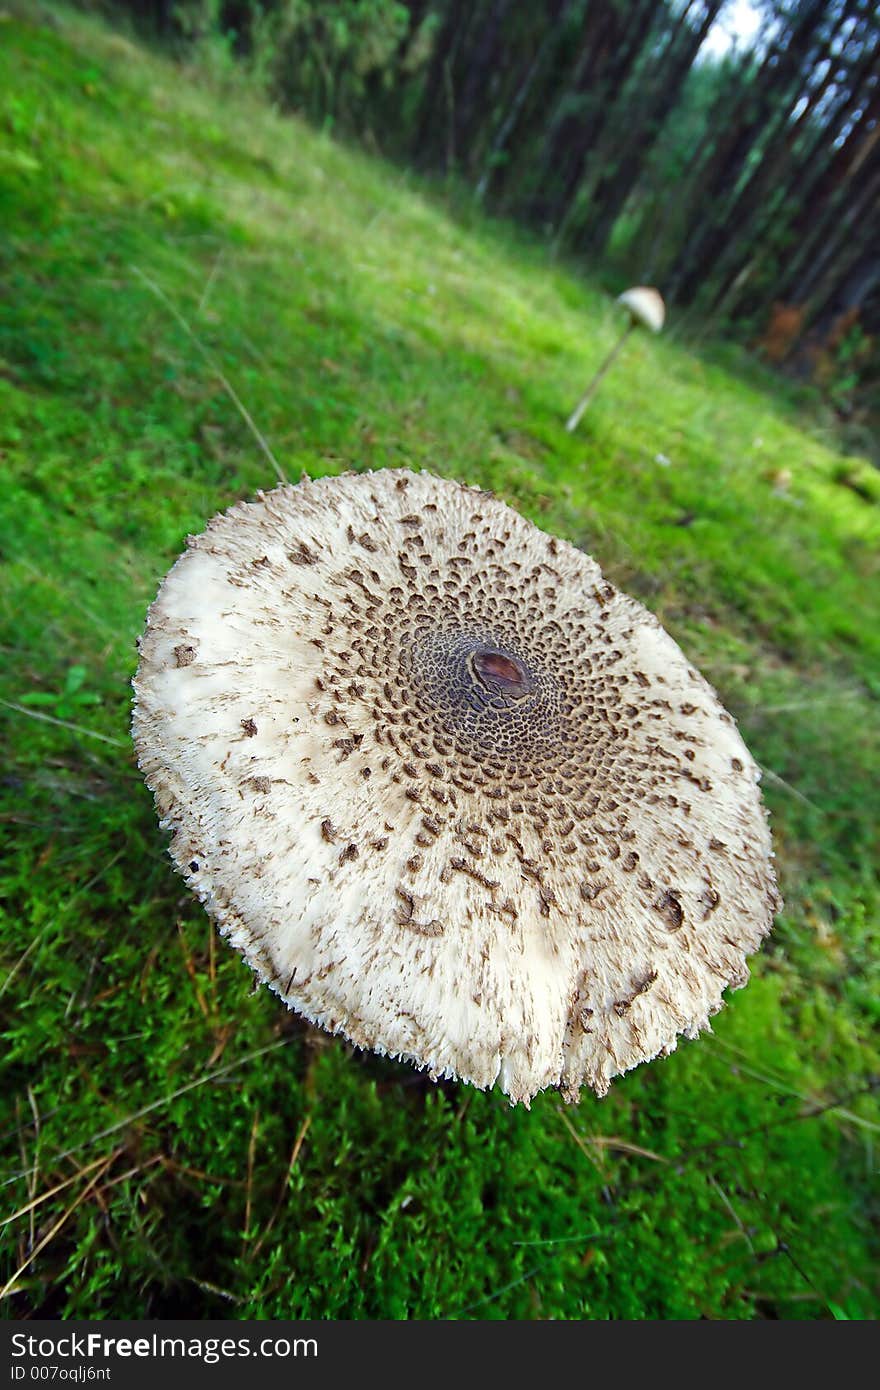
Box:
565, 321, 635, 432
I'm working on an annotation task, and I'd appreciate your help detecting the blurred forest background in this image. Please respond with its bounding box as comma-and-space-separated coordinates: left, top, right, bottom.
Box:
97, 0, 880, 443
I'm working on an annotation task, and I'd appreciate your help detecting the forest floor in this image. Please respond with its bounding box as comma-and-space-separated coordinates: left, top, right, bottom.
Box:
1, 5, 878, 1319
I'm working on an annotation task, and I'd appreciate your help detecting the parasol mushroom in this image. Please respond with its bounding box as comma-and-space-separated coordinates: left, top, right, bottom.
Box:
566, 286, 666, 433
133, 469, 779, 1105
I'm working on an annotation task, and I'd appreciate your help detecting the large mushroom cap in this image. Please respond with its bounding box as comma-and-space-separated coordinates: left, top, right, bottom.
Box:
617, 286, 666, 333
133, 470, 779, 1104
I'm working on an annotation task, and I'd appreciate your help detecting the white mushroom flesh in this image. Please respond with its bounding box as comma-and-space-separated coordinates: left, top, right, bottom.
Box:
617, 286, 666, 333
133, 470, 780, 1104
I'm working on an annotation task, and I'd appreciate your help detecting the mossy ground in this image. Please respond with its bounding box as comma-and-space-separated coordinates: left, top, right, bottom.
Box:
1, 6, 878, 1320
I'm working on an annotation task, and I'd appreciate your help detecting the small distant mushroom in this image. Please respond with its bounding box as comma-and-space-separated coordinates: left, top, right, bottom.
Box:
133, 469, 779, 1105
566, 286, 666, 432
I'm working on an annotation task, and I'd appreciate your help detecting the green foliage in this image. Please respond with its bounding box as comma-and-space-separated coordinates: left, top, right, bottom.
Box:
1, 6, 878, 1320
16, 666, 102, 720
260, 0, 411, 128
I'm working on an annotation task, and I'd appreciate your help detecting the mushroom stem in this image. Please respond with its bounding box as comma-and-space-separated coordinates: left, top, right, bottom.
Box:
565, 321, 635, 432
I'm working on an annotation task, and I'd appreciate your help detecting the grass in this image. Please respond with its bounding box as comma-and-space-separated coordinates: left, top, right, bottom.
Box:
1, 5, 878, 1320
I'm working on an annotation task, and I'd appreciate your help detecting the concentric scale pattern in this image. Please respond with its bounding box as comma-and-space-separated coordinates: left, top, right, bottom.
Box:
133, 470, 780, 1104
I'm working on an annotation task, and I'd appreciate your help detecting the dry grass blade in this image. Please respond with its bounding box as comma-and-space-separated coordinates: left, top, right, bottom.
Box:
1, 1039, 297, 1188
0, 932, 44, 1002
2, 849, 128, 1003
0, 1149, 122, 1300
198, 249, 224, 315
712, 1037, 880, 1134
451, 1262, 548, 1317
556, 1106, 669, 1166
555, 1107, 606, 1176
251, 1115, 312, 1259
0, 698, 127, 749
707, 1173, 757, 1255
160, 1159, 244, 1189
176, 920, 210, 1020
759, 764, 826, 814
242, 1107, 260, 1250
760, 691, 863, 714
130, 264, 287, 485
25, 1087, 40, 1254
1, 1153, 133, 1232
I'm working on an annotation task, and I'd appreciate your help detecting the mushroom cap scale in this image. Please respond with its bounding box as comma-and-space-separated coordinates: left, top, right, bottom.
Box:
617, 286, 666, 333
133, 469, 779, 1105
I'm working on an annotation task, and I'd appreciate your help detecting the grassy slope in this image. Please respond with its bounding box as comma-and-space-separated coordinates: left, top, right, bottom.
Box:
1, 8, 878, 1319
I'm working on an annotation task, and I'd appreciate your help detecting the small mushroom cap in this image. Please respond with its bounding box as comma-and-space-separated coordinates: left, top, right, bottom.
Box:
617, 286, 666, 333
133, 470, 779, 1105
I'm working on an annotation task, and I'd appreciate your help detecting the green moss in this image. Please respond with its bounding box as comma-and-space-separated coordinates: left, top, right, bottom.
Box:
1, 5, 877, 1320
